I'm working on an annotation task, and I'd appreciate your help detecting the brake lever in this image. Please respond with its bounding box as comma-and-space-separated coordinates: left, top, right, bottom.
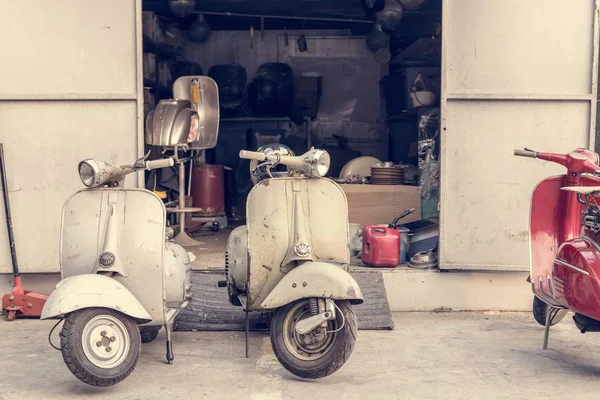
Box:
131, 150, 151, 170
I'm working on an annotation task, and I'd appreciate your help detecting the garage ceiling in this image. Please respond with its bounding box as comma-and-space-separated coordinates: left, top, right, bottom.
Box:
143, 0, 441, 31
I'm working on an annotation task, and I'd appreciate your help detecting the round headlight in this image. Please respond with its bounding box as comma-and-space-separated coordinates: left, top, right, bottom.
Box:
78, 159, 99, 187
314, 150, 330, 177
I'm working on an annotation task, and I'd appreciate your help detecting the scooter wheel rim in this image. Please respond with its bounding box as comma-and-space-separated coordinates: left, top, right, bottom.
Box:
81, 315, 131, 369
282, 300, 336, 361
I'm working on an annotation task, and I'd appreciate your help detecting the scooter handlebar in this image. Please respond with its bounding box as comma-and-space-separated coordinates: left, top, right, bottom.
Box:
145, 158, 174, 170
514, 149, 537, 158
239, 150, 266, 161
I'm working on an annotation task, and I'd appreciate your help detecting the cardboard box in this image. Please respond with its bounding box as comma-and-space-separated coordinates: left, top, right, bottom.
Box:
164, 26, 185, 49
341, 184, 421, 227
158, 60, 172, 88
142, 11, 162, 43
143, 53, 157, 82
293, 76, 323, 119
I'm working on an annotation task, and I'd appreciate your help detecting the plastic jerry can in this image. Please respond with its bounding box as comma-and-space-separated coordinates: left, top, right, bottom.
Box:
361, 225, 400, 267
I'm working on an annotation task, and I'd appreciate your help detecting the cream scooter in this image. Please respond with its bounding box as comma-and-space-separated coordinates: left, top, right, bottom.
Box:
223, 145, 364, 379
41, 158, 197, 385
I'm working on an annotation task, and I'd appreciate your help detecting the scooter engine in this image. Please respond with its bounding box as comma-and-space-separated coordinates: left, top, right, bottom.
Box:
573, 313, 600, 333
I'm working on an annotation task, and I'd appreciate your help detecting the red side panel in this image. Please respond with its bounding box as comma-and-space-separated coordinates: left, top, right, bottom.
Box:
530, 174, 600, 305
554, 239, 600, 320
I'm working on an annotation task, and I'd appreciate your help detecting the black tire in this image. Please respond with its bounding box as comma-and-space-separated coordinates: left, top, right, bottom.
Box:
59, 307, 142, 387
270, 299, 357, 379
140, 326, 161, 343
532, 296, 567, 326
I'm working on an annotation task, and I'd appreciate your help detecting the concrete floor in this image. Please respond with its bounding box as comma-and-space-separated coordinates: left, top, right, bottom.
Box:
1, 312, 598, 400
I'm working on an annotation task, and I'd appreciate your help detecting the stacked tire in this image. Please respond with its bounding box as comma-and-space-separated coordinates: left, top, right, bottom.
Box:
248, 63, 294, 117
208, 64, 248, 117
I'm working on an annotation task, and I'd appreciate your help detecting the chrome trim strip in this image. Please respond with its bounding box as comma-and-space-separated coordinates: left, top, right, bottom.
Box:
533, 276, 562, 307
582, 235, 600, 252
554, 258, 590, 276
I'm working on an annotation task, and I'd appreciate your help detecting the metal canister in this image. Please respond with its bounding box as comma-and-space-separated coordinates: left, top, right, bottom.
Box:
191, 164, 225, 216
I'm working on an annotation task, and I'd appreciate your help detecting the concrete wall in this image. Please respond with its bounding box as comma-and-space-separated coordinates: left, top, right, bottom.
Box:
0, 0, 144, 274
0, 270, 532, 312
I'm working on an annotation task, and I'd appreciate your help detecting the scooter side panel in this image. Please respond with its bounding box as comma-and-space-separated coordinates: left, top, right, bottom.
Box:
553, 238, 600, 320
246, 178, 350, 309
61, 188, 166, 324
530, 174, 600, 305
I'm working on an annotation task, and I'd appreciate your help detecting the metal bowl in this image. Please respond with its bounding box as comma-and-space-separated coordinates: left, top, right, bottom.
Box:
408, 251, 438, 269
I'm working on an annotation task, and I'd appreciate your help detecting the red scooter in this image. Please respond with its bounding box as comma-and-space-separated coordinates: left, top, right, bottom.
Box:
515, 147, 600, 349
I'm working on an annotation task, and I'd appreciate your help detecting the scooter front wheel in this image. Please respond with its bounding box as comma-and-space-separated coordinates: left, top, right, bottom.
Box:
270, 299, 357, 379
59, 307, 141, 387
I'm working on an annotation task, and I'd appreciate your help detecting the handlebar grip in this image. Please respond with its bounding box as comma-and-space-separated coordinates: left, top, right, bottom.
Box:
146, 158, 174, 170
239, 150, 266, 161
514, 149, 537, 158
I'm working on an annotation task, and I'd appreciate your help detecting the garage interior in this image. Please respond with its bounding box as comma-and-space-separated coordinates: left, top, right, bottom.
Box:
141, 0, 442, 273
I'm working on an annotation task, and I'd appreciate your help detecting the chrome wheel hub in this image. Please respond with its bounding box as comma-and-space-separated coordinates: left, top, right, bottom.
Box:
81, 315, 130, 369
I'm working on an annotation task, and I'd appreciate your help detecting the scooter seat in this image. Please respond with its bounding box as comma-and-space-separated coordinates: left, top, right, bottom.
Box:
561, 186, 600, 195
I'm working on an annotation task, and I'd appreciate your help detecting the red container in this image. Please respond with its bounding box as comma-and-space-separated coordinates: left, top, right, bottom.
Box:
361, 226, 400, 267
191, 164, 225, 216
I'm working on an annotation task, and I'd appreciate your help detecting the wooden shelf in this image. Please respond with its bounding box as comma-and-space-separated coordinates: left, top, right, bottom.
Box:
143, 79, 171, 98
143, 35, 182, 58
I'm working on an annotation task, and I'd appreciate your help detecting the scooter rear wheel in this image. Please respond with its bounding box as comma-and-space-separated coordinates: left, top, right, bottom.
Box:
59, 307, 141, 387
140, 326, 161, 343
532, 296, 567, 326
270, 299, 357, 379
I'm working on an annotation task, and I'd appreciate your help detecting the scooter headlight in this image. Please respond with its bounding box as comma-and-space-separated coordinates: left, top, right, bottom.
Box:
312, 150, 330, 177
78, 159, 100, 187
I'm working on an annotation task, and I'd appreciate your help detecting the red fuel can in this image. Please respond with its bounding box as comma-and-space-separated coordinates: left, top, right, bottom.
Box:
361, 225, 400, 268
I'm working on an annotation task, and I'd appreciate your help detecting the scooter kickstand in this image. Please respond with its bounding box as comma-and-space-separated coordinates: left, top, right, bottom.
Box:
542, 308, 556, 350
165, 324, 174, 364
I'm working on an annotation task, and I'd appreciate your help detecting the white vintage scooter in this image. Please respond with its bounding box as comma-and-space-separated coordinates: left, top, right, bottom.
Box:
40, 153, 193, 387
223, 145, 364, 379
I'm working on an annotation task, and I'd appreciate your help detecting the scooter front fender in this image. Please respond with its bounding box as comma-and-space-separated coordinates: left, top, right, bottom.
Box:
41, 274, 152, 323
258, 262, 364, 310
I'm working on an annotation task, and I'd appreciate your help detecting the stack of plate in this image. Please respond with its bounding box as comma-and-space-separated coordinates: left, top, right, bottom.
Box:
370, 163, 407, 185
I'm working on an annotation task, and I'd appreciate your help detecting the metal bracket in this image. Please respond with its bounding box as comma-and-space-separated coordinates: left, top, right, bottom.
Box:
295, 299, 336, 335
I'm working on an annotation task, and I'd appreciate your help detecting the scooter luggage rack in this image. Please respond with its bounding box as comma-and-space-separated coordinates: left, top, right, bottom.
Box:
161, 144, 205, 247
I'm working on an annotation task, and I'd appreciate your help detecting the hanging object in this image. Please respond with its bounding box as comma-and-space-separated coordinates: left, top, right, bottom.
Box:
249, 25, 255, 49
399, 0, 428, 10
363, 0, 385, 11
189, 14, 211, 43
375, 0, 404, 32
375, 48, 392, 64
168, 0, 196, 18
297, 19, 308, 52
284, 28, 289, 46
297, 34, 308, 52
366, 23, 389, 53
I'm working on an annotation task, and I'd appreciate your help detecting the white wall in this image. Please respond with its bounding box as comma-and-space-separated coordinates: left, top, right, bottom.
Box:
0, 0, 143, 273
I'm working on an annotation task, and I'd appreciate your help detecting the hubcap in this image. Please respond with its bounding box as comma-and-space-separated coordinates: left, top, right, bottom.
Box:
81, 315, 130, 369
282, 300, 337, 361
